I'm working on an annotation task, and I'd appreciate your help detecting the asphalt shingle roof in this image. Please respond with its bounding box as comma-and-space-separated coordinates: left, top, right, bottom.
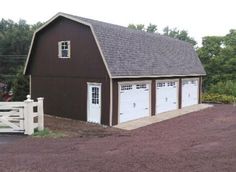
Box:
68, 14, 206, 77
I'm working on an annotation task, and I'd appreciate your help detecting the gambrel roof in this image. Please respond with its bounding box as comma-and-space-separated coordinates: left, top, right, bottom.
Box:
24, 12, 206, 78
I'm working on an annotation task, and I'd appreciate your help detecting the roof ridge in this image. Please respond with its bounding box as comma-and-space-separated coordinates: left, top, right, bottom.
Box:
60, 12, 192, 47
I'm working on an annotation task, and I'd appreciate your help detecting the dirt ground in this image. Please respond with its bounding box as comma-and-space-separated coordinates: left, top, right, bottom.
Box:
44, 115, 127, 138
0, 104, 236, 172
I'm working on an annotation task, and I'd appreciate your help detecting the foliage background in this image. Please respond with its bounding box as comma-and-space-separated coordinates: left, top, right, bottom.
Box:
0, 18, 235, 102
0, 19, 42, 100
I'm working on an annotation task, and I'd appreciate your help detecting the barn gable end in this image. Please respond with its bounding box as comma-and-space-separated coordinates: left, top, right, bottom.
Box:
25, 16, 111, 125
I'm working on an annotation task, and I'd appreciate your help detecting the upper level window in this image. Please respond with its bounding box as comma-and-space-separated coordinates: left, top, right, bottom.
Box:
58, 41, 71, 58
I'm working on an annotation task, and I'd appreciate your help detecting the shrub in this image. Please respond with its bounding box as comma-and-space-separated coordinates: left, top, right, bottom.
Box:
202, 93, 236, 104
208, 80, 236, 97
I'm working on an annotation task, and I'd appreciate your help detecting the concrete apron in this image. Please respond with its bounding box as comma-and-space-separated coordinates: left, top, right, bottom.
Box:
115, 104, 213, 130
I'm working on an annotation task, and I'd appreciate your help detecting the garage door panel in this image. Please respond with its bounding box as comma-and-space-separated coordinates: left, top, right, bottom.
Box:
182, 79, 198, 107
119, 83, 150, 123
156, 81, 178, 114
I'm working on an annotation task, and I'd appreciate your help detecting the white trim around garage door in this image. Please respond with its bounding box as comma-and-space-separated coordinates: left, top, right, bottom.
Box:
117, 80, 152, 124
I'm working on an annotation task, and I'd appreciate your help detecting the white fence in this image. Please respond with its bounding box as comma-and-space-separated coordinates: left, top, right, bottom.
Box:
0, 95, 44, 135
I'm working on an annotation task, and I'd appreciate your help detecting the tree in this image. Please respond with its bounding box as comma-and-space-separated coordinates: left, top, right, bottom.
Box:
197, 30, 236, 91
146, 23, 157, 33
0, 19, 43, 55
197, 36, 223, 64
163, 26, 197, 46
224, 29, 236, 48
128, 24, 196, 46
128, 24, 145, 31
128, 23, 158, 33
0, 19, 42, 98
12, 67, 29, 101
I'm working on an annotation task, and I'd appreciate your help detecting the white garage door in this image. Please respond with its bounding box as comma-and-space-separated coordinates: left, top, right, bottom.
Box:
156, 80, 178, 114
182, 79, 199, 107
119, 83, 150, 123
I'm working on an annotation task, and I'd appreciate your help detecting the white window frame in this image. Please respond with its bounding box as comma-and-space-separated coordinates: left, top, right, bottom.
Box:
58, 40, 71, 58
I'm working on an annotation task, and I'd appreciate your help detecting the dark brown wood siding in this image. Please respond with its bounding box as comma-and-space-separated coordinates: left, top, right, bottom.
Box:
151, 79, 156, 116
112, 76, 202, 125
199, 76, 202, 104
178, 78, 182, 109
27, 17, 110, 125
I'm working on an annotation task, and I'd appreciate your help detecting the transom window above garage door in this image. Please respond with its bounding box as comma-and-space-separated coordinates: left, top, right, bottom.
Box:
121, 85, 132, 90
136, 84, 147, 89
157, 82, 166, 87
157, 81, 175, 87
167, 82, 176, 86
182, 80, 197, 85
191, 80, 197, 85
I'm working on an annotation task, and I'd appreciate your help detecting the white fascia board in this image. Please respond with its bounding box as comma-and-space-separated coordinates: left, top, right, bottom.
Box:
111, 74, 205, 79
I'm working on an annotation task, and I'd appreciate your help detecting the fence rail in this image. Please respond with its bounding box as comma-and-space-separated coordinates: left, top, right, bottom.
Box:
0, 95, 44, 135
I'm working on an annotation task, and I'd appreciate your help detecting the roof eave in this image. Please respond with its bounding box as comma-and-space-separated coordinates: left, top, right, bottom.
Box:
111, 74, 206, 79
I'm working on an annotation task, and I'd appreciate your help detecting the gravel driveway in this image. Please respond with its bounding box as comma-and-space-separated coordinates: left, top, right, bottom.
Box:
0, 134, 25, 145
0, 104, 236, 172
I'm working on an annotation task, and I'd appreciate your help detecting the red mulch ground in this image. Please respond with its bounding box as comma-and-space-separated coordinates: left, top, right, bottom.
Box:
0, 104, 236, 172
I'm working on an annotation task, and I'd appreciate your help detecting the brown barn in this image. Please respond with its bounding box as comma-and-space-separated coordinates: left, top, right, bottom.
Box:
24, 12, 206, 126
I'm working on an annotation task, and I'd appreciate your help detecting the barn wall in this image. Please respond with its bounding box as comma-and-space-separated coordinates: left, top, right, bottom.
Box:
28, 17, 110, 125
26, 16, 109, 78
112, 76, 202, 125
31, 77, 110, 125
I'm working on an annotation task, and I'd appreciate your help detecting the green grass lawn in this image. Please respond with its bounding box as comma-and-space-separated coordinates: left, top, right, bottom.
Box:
32, 128, 65, 138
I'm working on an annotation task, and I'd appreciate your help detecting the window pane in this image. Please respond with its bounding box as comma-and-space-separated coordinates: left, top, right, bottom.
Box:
91, 87, 99, 104
62, 50, 68, 57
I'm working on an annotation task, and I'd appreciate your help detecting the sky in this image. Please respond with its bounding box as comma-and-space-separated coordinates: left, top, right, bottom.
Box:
1, 0, 236, 46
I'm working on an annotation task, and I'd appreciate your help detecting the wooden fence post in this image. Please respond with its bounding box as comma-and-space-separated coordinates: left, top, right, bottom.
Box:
24, 95, 34, 135
37, 97, 44, 131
